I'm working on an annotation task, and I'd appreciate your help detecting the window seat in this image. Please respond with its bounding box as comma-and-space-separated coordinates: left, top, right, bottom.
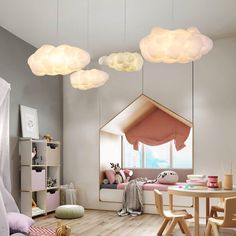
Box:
101, 182, 186, 191
100, 182, 192, 207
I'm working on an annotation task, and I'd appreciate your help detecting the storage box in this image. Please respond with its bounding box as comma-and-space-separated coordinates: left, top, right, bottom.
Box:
32, 169, 46, 191
46, 190, 60, 212
46, 144, 60, 166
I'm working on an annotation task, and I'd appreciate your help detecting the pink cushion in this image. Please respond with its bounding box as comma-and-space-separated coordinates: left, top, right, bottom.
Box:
105, 170, 116, 184
117, 182, 186, 191
8, 212, 34, 233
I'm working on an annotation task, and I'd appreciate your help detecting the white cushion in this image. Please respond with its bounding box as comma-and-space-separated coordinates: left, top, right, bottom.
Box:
157, 170, 178, 184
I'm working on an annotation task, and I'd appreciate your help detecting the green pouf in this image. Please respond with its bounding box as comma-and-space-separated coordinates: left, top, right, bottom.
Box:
55, 205, 84, 219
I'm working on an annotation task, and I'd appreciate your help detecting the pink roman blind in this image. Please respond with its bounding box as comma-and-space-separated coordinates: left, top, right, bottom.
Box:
125, 108, 191, 151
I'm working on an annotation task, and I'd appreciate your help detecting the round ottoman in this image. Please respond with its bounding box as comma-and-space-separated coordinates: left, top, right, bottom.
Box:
55, 205, 84, 219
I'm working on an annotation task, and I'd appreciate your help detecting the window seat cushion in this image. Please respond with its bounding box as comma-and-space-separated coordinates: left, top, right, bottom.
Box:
100, 182, 186, 191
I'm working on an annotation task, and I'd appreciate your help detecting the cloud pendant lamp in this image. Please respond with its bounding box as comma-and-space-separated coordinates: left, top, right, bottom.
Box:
140, 27, 213, 63
70, 69, 109, 90
28, 44, 90, 76
99, 52, 143, 72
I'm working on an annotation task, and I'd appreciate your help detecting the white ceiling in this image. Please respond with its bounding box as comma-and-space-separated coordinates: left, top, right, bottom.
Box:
0, 0, 236, 59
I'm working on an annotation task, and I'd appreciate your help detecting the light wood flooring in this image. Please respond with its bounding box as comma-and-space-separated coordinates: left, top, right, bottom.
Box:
34, 210, 236, 236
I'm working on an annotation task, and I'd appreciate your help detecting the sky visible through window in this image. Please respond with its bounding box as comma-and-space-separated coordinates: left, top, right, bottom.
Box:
123, 129, 192, 169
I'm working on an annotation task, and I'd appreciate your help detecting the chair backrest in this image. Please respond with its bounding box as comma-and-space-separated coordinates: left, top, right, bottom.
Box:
222, 197, 236, 227
154, 189, 165, 217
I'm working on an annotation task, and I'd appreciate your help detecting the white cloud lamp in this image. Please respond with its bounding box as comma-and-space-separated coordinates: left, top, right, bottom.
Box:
28, 44, 90, 76
70, 69, 109, 90
99, 52, 143, 72
140, 27, 213, 63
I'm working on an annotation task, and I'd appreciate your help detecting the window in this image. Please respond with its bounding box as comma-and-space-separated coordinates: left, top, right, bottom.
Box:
123, 129, 192, 169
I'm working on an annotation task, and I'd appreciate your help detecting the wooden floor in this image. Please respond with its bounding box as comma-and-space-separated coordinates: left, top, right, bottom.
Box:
34, 210, 236, 236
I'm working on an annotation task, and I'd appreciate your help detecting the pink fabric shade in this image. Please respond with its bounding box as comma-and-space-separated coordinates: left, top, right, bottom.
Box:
125, 108, 191, 151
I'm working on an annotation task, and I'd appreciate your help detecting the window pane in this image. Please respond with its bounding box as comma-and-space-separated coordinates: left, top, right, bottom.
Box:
123, 138, 142, 168
144, 143, 170, 168
172, 129, 192, 168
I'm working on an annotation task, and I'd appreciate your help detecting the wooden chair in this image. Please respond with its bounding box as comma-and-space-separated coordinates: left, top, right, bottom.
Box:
205, 197, 236, 236
154, 189, 192, 236
209, 198, 224, 217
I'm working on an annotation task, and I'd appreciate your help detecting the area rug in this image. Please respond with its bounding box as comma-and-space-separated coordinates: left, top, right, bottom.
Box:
29, 226, 55, 236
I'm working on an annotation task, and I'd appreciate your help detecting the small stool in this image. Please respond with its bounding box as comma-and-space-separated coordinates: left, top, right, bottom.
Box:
55, 205, 84, 219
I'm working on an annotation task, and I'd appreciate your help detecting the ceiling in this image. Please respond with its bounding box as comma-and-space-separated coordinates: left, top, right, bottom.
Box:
0, 0, 236, 59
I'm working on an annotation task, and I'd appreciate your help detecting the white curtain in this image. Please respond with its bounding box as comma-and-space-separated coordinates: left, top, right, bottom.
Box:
0, 78, 19, 236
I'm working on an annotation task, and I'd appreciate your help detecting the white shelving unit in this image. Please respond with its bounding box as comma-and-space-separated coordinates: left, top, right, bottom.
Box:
20, 138, 60, 217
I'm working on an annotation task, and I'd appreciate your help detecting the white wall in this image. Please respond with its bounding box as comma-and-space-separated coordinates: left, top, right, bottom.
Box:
63, 36, 236, 211
63, 56, 192, 211
194, 37, 236, 183
100, 131, 122, 183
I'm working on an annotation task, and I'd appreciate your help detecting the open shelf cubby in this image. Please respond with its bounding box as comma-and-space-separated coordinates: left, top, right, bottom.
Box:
20, 138, 60, 218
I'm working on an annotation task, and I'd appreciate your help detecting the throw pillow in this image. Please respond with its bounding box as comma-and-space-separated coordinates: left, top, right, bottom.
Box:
105, 170, 116, 184
119, 170, 126, 183
7, 212, 34, 234
157, 170, 179, 184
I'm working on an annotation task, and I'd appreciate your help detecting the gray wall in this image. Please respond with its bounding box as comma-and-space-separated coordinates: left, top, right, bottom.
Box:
0, 27, 63, 205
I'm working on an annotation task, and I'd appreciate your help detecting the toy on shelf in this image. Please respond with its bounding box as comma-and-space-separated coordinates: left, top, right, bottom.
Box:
32, 144, 43, 165
43, 134, 53, 142
32, 199, 37, 208
47, 177, 57, 188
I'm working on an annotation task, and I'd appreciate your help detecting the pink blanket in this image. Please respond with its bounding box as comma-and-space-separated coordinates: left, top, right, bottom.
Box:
117, 182, 186, 191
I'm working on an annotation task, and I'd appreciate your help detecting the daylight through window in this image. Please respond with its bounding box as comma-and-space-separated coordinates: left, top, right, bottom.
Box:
123, 129, 192, 169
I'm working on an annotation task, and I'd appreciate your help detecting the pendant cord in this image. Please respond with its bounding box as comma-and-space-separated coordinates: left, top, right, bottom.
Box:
123, 0, 127, 49
171, 0, 174, 28
86, 0, 90, 50
56, 0, 59, 45
192, 61, 194, 125
142, 65, 144, 94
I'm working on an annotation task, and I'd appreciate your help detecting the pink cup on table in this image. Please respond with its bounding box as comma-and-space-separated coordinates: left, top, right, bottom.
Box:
207, 176, 219, 189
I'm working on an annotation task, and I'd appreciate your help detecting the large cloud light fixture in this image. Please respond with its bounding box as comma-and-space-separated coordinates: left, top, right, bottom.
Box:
28, 44, 90, 76
70, 69, 109, 90
99, 52, 143, 72
140, 27, 213, 63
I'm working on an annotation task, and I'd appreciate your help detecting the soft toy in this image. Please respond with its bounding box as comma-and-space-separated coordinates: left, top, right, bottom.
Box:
43, 134, 53, 142
56, 222, 71, 236
47, 177, 57, 188
110, 163, 124, 184
157, 170, 179, 184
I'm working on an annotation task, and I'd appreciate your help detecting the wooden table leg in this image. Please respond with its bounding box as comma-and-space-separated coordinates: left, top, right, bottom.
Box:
206, 197, 210, 225
169, 194, 173, 210
194, 197, 200, 236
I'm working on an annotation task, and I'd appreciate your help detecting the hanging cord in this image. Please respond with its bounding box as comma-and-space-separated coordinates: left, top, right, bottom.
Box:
123, 0, 127, 48
141, 66, 144, 94
86, 0, 90, 50
56, 0, 59, 45
171, 0, 174, 27
192, 62, 194, 125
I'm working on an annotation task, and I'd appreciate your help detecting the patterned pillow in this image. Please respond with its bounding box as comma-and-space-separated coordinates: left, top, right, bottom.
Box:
157, 170, 178, 184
